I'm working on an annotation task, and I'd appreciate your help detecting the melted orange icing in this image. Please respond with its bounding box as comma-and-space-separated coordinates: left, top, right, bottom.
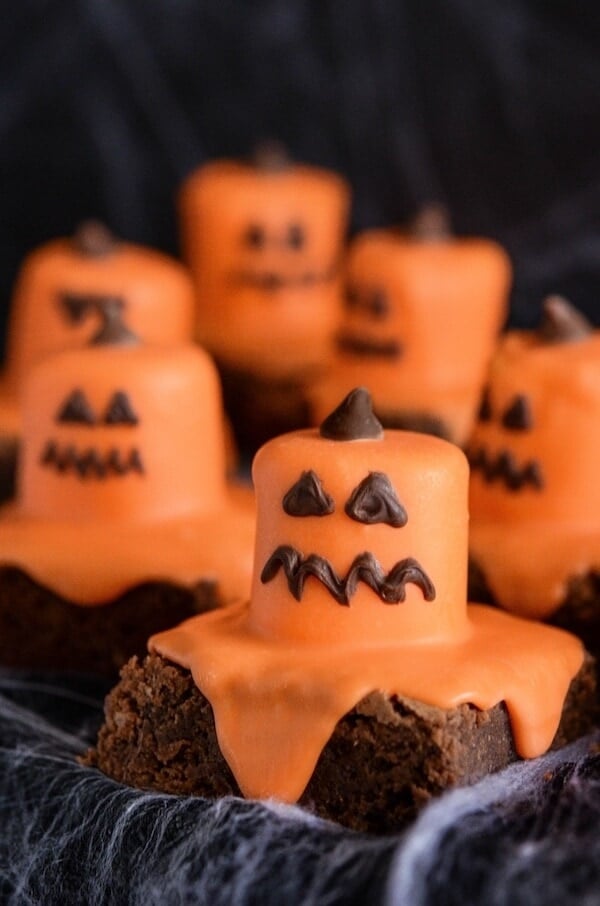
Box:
0, 342, 256, 604
179, 159, 350, 376
0, 236, 195, 435
469, 331, 600, 617
310, 229, 510, 444
150, 425, 582, 803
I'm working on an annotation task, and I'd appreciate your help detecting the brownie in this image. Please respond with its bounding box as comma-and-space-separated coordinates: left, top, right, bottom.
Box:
83, 651, 597, 834
216, 361, 313, 457
468, 559, 600, 673
0, 568, 219, 677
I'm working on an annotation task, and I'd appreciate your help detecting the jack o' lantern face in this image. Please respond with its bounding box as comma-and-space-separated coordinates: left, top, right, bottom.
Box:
261, 468, 435, 606
468, 324, 600, 527
39, 388, 144, 481
229, 219, 337, 293
467, 388, 543, 492
336, 281, 402, 359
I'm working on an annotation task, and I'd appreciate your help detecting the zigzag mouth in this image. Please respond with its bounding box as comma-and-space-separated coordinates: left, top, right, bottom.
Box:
467, 445, 544, 491
261, 544, 436, 606
40, 440, 144, 480
229, 265, 336, 293
336, 331, 403, 360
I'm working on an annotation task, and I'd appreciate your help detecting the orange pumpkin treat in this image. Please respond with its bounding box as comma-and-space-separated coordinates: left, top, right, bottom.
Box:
85, 388, 595, 833
310, 207, 511, 445
0, 304, 255, 676
179, 144, 350, 454
468, 296, 600, 659
0, 221, 195, 500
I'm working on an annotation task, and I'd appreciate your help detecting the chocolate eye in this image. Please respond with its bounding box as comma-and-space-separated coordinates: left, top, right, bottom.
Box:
282, 470, 334, 517
56, 389, 96, 425
369, 289, 389, 319
501, 395, 533, 430
345, 472, 407, 527
103, 391, 139, 426
477, 387, 493, 422
58, 291, 93, 325
287, 223, 305, 249
244, 224, 265, 248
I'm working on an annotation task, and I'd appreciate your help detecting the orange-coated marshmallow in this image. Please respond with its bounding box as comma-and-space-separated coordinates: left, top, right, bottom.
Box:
311, 210, 510, 444
0, 305, 255, 605
468, 296, 600, 618
179, 148, 350, 378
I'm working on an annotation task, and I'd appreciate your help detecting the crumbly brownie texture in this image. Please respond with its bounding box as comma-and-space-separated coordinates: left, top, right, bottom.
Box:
468, 559, 600, 667
216, 361, 312, 457
0, 568, 218, 677
84, 652, 597, 835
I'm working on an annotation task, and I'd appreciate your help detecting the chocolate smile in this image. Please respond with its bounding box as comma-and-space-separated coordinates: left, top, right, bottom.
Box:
261, 545, 436, 605
336, 332, 403, 360
229, 266, 336, 293
468, 445, 544, 491
40, 440, 144, 480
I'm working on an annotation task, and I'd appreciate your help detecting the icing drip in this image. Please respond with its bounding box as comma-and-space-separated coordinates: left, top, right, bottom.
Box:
150, 603, 584, 804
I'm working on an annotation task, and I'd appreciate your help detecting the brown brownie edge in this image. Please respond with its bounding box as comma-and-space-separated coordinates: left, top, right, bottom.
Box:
0, 566, 219, 677
82, 650, 597, 834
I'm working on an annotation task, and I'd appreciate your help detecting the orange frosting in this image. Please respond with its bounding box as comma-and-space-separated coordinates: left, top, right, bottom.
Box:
150, 406, 582, 804
469, 327, 600, 618
0, 226, 195, 437
310, 227, 510, 444
0, 339, 255, 605
179, 156, 350, 377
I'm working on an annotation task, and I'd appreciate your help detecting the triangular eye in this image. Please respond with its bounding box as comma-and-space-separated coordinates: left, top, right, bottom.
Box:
501, 395, 532, 430
56, 389, 96, 425
58, 291, 93, 324
102, 391, 139, 425
345, 472, 407, 527
282, 470, 334, 517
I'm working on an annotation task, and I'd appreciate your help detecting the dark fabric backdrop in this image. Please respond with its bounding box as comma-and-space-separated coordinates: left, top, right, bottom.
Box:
1, 1, 599, 352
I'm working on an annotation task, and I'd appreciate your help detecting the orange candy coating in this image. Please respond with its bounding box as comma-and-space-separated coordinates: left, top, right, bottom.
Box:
311, 228, 510, 444
179, 158, 350, 377
18, 343, 226, 523
469, 329, 600, 618
249, 428, 470, 645
0, 340, 255, 605
4, 233, 195, 398
150, 413, 583, 803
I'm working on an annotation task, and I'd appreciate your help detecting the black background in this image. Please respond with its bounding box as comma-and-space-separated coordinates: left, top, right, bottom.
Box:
1, 0, 599, 353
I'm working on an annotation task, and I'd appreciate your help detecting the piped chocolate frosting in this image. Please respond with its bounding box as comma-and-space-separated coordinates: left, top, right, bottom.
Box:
319, 388, 383, 441
539, 296, 592, 345
73, 220, 118, 258
90, 299, 140, 347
